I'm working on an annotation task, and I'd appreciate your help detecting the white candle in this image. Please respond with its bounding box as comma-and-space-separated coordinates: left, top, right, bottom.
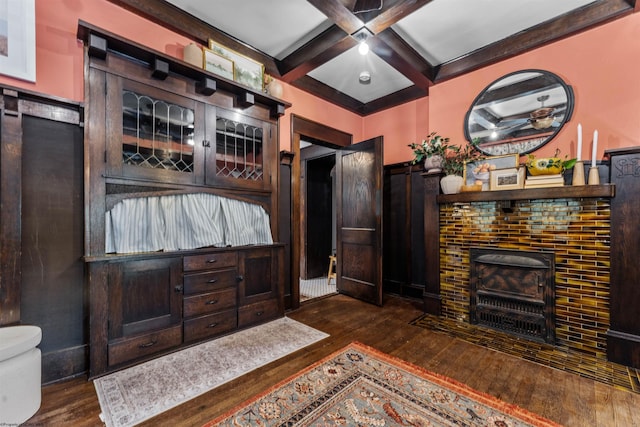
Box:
591, 130, 598, 168
577, 123, 582, 161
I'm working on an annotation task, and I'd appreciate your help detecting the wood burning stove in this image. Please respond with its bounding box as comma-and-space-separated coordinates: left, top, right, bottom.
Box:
469, 248, 555, 344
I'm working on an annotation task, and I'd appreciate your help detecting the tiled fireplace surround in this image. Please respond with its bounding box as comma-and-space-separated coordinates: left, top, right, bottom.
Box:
439, 196, 611, 358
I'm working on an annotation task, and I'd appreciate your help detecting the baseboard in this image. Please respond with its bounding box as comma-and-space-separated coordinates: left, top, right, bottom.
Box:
606, 329, 640, 369
42, 344, 88, 384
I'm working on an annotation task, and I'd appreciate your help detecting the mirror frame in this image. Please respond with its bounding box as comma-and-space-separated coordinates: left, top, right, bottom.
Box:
464, 69, 574, 156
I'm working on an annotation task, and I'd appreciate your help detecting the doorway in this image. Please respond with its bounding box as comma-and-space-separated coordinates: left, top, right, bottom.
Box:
289, 115, 351, 309
289, 115, 384, 309
299, 143, 337, 302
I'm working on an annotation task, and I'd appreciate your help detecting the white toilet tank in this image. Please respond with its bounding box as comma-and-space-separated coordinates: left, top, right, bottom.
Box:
0, 325, 42, 425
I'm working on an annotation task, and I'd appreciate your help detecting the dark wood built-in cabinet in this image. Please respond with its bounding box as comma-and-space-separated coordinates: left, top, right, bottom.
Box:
606, 147, 640, 369
79, 22, 289, 377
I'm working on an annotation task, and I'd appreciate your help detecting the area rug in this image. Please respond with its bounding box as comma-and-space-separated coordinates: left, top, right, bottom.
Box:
94, 317, 329, 427
205, 342, 560, 427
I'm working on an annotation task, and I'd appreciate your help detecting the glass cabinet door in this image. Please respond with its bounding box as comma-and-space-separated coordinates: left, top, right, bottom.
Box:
208, 108, 272, 190
107, 77, 202, 184
122, 90, 195, 173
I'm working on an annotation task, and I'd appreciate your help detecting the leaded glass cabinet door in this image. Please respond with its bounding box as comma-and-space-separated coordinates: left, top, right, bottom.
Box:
106, 76, 204, 184
206, 107, 273, 190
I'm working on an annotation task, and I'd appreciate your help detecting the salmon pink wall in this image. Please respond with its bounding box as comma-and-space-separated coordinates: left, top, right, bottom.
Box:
426, 12, 640, 165
2, 1, 638, 166
363, 97, 429, 165
277, 84, 363, 152
0, 0, 362, 153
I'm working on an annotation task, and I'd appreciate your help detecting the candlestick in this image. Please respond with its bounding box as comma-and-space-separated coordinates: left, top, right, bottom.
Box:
577, 123, 582, 161
588, 166, 600, 185
572, 160, 585, 186
591, 130, 598, 168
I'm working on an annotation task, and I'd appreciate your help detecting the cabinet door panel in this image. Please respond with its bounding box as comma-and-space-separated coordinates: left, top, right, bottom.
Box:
183, 268, 238, 294
108, 258, 182, 340
184, 309, 237, 343
108, 324, 182, 367
239, 248, 277, 305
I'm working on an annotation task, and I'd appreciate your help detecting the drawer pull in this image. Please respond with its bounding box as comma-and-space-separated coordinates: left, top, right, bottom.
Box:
256, 311, 263, 316
207, 322, 219, 328
207, 279, 218, 284
206, 259, 217, 264
138, 340, 157, 349
205, 299, 219, 305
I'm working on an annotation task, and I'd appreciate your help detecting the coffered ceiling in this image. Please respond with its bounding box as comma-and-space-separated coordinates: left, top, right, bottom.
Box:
108, 0, 637, 115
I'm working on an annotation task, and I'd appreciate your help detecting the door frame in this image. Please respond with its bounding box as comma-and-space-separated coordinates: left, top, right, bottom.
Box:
290, 114, 351, 310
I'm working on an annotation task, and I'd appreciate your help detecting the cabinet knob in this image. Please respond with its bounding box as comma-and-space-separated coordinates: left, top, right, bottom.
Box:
175, 285, 184, 293
207, 322, 219, 328
236, 275, 244, 282
205, 299, 218, 305
206, 259, 217, 264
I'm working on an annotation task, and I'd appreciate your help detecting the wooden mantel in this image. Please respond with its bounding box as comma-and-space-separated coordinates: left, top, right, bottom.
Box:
436, 184, 615, 204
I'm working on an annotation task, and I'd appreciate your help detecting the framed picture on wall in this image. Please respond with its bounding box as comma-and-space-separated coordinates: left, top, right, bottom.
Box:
0, 0, 36, 82
203, 48, 234, 81
208, 39, 264, 91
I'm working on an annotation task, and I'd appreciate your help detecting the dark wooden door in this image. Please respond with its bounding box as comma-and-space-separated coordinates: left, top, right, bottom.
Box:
336, 136, 383, 305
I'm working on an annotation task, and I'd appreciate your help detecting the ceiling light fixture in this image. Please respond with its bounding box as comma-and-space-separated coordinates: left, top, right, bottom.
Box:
352, 27, 374, 56
358, 41, 369, 56
359, 71, 371, 84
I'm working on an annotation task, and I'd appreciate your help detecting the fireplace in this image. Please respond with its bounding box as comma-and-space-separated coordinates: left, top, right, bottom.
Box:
469, 248, 555, 343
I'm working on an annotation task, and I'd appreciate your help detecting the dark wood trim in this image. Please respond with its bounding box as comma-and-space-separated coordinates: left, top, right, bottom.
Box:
437, 184, 615, 204
0, 86, 84, 327
0, 89, 23, 326
422, 173, 442, 314
290, 115, 352, 309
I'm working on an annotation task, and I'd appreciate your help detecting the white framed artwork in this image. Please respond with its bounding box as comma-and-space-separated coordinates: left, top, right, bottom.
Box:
0, 0, 36, 82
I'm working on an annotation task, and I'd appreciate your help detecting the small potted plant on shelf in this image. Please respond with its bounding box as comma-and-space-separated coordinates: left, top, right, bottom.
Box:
408, 132, 449, 173
439, 137, 484, 194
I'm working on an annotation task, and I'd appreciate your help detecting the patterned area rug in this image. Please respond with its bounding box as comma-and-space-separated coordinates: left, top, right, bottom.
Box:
205, 342, 560, 427
94, 317, 329, 427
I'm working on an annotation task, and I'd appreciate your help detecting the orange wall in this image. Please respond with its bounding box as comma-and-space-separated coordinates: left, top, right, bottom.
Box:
427, 12, 640, 165
0, 0, 362, 153
2, 1, 638, 166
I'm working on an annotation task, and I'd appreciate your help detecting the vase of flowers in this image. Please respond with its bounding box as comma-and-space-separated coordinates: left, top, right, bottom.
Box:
439, 139, 484, 194
408, 132, 449, 173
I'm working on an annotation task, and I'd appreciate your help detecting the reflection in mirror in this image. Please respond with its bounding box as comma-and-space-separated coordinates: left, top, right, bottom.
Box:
464, 70, 574, 156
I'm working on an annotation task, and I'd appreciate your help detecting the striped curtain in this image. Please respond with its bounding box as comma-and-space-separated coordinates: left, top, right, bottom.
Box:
105, 193, 273, 254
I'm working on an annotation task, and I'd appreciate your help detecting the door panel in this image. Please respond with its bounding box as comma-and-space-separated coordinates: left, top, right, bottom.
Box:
336, 137, 383, 305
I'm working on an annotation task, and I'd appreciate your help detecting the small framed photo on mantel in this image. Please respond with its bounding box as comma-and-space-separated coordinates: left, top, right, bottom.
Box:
489, 166, 526, 190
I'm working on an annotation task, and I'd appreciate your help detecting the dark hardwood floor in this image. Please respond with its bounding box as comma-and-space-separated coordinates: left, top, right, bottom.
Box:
29, 294, 640, 426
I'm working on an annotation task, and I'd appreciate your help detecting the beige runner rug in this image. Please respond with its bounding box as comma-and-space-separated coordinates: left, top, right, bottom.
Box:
94, 317, 329, 427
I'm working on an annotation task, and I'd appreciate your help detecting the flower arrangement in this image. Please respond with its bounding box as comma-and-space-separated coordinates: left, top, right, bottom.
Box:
441, 139, 484, 176
409, 132, 484, 176
408, 132, 449, 164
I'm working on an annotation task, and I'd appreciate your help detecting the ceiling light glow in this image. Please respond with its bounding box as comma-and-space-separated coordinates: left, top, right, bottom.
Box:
358, 41, 369, 55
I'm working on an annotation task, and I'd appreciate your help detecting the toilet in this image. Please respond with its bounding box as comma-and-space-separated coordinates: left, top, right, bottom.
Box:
0, 325, 42, 425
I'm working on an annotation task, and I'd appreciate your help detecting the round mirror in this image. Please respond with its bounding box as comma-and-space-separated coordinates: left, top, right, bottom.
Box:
464, 69, 574, 156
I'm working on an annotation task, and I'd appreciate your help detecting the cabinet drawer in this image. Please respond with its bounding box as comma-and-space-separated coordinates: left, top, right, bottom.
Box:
184, 288, 237, 318
184, 252, 237, 272
183, 268, 238, 294
184, 309, 237, 343
238, 299, 280, 328
108, 324, 182, 367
